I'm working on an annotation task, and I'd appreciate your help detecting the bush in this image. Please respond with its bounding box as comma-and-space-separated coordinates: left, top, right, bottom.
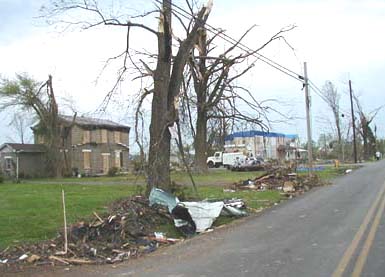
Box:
0, 172, 3, 183
169, 181, 189, 201
131, 157, 146, 174
108, 167, 119, 177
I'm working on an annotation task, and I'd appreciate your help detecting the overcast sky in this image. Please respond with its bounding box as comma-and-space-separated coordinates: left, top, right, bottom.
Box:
1, 0, 385, 151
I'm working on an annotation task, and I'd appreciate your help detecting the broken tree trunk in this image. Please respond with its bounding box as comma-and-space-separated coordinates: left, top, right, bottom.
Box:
147, 1, 212, 194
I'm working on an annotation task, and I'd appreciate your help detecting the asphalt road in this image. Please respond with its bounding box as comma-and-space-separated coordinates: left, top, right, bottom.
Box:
25, 160, 385, 276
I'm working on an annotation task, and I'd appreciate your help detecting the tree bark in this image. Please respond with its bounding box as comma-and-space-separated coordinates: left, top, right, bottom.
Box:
147, 0, 172, 192
193, 29, 209, 173
194, 107, 208, 172
147, 0, 211, 193
45, 75, 63, 177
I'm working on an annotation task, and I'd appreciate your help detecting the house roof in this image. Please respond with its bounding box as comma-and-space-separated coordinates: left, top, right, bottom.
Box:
225, 130, 298, 141
59, 115, 130, 132
0, 143, 46, 153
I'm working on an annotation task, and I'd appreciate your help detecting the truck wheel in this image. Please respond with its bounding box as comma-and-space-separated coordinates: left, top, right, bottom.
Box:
207, 161, 214, 168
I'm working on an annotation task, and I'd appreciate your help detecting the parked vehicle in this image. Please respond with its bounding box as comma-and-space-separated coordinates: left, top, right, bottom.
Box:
231, 157, 265, 171
206, 151, 246, 169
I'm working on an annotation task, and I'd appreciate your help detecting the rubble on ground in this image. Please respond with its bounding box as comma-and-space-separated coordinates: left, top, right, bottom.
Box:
228, 167, 327, 196
0, 191, 247, 269
149, 188, 247, 235
0, 196, 179, 268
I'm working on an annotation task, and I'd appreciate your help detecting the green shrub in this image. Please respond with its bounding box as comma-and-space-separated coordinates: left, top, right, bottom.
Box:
108, 167, 119, 177
131, 157, 146, 174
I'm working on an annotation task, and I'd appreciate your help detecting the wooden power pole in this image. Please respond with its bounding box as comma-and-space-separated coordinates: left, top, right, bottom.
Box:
304, 62, 313, 174
349, 80, 358, 163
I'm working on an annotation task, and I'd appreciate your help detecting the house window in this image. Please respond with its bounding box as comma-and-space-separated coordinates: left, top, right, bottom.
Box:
83, 150, 91, 169
115, 151, 121, 168
114, 131, 121, 143
101, 129, 108, 143
83, 130, 91, 144
102, 153, 110, 174
5, 157, 12, 171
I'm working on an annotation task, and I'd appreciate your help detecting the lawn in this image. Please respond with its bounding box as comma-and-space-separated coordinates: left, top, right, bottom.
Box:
0, 165, 350, 250
29, 169, 266, 186
297, 164, 358, 180
0, 183, 138, 249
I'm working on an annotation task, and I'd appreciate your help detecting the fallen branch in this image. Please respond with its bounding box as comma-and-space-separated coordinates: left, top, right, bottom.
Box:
93, 211, 104, 223
49, 255, 70, 265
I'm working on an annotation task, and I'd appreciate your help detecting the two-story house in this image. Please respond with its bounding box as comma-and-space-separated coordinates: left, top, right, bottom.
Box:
0, 115, 130, 178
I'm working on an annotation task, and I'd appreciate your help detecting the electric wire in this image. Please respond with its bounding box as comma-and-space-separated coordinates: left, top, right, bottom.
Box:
161, 0, 304, 82
163, 1, 349, 111
308, 80, 351, 116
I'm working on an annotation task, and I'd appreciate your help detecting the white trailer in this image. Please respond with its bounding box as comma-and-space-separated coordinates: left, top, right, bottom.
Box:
206, 152, 246, 169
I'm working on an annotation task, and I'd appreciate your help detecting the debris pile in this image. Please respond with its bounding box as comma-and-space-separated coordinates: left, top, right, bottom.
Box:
0, 196, 178, 267
228, 167, 326, 195
149, 188, 248, 235
0, 191, 247, 269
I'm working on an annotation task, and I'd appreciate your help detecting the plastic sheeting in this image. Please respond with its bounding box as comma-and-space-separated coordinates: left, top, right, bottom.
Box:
149, 188, 179, 213
149, 188, 247, 233
178, 201, 224, 233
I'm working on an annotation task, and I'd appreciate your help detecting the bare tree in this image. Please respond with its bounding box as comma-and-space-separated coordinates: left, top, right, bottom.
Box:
321, 81, 341, 145
8, 113, 31, 144
182, 26, 295, 172
42, 0, 212, 192
353, 94, 382, 160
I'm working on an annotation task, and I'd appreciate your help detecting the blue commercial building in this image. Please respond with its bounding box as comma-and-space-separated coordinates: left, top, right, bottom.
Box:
224, 130, 299, 160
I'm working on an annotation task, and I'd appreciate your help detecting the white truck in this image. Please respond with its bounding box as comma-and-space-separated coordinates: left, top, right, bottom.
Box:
206, 151, 246, 169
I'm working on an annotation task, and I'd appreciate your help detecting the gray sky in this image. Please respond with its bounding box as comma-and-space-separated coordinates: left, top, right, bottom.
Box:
1, 0, 385, 150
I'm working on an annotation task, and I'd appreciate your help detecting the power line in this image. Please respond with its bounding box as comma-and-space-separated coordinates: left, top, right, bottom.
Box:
162, 2, 354, 114
162, 0, 304, 83
308, 80, 351, 116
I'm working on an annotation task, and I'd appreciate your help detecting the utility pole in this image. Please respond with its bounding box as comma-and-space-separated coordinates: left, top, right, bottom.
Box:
349, 80, 358, 163
304, 62, 313, 174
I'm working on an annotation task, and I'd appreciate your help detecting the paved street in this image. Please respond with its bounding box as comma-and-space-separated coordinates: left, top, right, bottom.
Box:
26, 160, 385, 276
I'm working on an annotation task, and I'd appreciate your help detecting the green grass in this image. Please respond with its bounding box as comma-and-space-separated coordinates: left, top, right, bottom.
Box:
3, 165, 350, 250
172, 169, 266, 186
27, 170, 265, 186
31, 174, 145, 184
299, 165, 359, 180
0, 183, 137, 249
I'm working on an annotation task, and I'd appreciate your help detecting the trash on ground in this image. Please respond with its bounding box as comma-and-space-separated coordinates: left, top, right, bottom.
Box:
178, 201, 224, 233
149, 188, 179, 213
150, 188, 247, 234
18, 254, 28, 261
228, 167, 327, 195
0, 195, 175, 267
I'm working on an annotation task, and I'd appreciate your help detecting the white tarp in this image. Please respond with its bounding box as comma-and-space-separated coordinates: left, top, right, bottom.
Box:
149, 188, 247, 233
178, 201, 224, 233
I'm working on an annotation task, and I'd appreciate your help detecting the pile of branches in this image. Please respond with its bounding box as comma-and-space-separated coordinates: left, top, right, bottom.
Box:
0, 196, 178, 269
228, 167, 327, 194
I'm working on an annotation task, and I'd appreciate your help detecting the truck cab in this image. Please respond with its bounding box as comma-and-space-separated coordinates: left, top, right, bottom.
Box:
207, 151, 247, 169
207, 152, 223, 168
